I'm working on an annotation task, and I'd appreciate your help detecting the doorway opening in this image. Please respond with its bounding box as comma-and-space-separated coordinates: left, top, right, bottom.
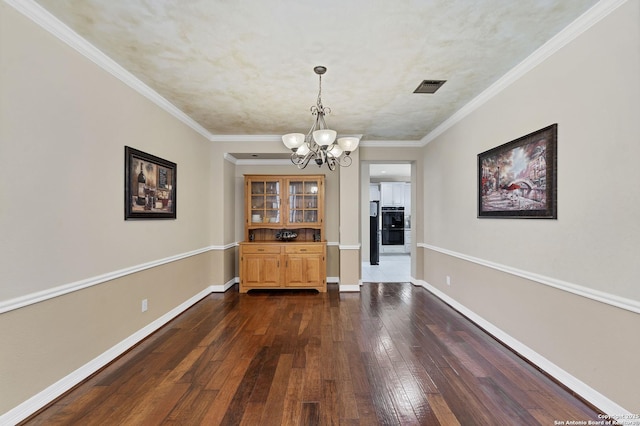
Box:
362, 163, 412, 283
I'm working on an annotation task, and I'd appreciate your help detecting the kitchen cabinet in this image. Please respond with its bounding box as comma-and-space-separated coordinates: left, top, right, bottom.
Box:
240, 175, 326, 293
403, 182, 411, 213
380, 182, 406, 206
404, 230, 411, 254
369, 184, 380, 201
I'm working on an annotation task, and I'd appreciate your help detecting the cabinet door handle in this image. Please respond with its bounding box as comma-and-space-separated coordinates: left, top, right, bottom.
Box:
300, 249, 307, 252
258, 249, 264, 252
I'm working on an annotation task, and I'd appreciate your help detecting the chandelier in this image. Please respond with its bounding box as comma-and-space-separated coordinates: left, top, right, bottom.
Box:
282, 66, 359, 170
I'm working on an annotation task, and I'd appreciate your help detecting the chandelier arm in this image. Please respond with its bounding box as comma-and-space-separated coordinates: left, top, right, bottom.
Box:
336, 155, 353, 167
290, 152, 304, 166
327, 155, 337, 171
299, 150, 315, 169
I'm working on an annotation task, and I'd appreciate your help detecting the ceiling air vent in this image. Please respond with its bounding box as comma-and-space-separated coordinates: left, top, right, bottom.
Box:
413, 80, 446, 94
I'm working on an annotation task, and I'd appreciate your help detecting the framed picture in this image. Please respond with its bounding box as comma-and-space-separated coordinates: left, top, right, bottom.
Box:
125, 146, 176, 220
478, 124, 557, 219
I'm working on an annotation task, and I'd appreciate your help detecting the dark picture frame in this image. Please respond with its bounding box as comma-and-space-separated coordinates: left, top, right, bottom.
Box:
125, 146, 176, 220
478, 124, 557, 219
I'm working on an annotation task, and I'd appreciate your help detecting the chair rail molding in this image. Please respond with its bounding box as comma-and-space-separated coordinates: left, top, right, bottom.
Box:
0, 245, 234, 314
418, 243, 640, 315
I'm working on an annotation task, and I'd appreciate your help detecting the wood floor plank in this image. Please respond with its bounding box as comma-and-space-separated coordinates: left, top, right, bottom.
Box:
22, 283, 604, 426
300, 402, 320, 426
219, 346, 269, 425
280, 367, 304, 426
238, 401, 265, 426
259, 353, 293, 425
428, 393, 460, 426
164, 387, 218, 425
200, 356, 253, 425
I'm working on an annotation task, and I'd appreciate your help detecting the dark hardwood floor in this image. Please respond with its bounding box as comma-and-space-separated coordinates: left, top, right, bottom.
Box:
23, 283, 602, 425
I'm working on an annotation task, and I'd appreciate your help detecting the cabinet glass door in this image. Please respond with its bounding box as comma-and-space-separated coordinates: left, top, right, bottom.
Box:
250, 180, 280, 224
288, 179, 319, 224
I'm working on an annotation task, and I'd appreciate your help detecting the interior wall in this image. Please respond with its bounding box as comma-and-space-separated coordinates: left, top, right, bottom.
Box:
0, 253, 213, 415
0, 3, 213, 302
0, 3, 216, 416
421, 0, 639, 412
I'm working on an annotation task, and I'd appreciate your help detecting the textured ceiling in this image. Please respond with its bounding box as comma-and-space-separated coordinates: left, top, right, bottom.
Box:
33, 0, 599, 142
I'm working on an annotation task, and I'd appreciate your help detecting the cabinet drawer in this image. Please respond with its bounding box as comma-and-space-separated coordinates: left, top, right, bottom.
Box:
241, 245, 282, 254
284, 244, 324, 254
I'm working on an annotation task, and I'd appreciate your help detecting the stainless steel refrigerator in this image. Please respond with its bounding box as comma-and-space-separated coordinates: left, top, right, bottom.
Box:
369, 201, 379, 265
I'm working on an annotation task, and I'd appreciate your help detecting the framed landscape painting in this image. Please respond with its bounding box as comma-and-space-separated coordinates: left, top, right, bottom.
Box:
478, 124, 557, 219
125, 146, 177, 220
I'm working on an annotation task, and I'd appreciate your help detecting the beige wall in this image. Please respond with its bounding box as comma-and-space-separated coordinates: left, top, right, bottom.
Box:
0, 3, 218, 416
0, 253, 213, 414
421, 0, 639, 411
0, 4, 213, 301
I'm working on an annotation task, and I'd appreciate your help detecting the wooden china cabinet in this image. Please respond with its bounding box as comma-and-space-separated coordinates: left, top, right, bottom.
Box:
239, 174, 326, 293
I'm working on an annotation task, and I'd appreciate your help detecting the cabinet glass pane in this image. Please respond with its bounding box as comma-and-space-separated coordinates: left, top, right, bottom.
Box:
265, 181, 279, 194
304, 211, 317, 222
251, 182, 264, 194
265, 210, 280, 223
304, 196, 317, 208
304, 181, 319, 194
290, 210, 303, 223
265, 196, 279, 209
251, 196, 264, 209
289, 181, 303, 194
251, 209, 263, 223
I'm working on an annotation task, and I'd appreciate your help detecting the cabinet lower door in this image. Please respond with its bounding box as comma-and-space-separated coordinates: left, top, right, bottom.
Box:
242, 254, 281, 288
285, 254, 323, 288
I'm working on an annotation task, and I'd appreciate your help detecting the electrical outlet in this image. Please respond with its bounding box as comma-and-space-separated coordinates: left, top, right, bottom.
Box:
446, 276, 451, 286
141, 299, 148, 312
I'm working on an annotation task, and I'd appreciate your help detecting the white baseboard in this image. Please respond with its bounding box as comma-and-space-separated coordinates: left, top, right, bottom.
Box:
210, 278, 237, 292
0, 286, 214, 425
414, 279, 632, 417
339, 284, 361, 292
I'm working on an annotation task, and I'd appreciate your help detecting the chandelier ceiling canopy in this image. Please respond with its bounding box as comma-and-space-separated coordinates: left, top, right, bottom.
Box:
282, 66, 360, 170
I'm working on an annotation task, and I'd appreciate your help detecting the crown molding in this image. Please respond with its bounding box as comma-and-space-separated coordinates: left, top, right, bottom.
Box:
213, 134, 365, 143
5, 0, 213, 140
223, 153, 238, 164
211, 135, 283, 143
360, 140, 423, 148
420, 0, 628, 146
234, 159, 292, 166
